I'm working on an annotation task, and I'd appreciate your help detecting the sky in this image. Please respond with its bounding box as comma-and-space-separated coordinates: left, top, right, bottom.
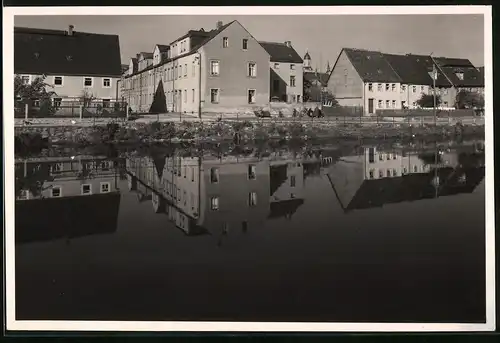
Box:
14, 14, 485, 68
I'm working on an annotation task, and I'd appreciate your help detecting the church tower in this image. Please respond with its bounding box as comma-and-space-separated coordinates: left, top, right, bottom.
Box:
303, 50, 313, 72
326, 60, 331, 74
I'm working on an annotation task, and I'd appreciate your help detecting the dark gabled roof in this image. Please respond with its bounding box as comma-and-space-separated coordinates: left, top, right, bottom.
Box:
383, 53, 435, 86
304, 51, 311, 60
139, 52, 153, 59
156, 44, 170, 53
433, 57, 483, 87
259, 41, 303, 64
304, 71, 329, 87
268, 199, 305, 219
120, 64, 129, 73
343, 48, 401, 83
404, 54, 452, 87
14, 26, 122, 77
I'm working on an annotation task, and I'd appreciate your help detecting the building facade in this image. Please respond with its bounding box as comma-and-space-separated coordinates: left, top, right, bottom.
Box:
14, 26, 122, 107
327, 48, 484, 115
260, 41, 304, 103
122, 20, 271, 115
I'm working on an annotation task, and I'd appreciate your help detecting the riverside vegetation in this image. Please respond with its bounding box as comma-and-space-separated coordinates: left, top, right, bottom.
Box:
15, 119, 484, 154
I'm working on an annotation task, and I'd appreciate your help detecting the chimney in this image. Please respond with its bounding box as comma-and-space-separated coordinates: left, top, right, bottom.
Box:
284, 41, 291, 48
216, 21, 223, 30
68, 25, 74, 36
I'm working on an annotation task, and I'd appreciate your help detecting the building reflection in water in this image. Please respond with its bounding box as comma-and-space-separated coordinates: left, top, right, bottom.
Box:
125, 149, 335, 243
15, 156, 123, 244
326, 140, 485, 213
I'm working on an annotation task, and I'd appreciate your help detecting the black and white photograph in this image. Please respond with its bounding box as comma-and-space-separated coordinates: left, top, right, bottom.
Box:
4, 6, 495, 333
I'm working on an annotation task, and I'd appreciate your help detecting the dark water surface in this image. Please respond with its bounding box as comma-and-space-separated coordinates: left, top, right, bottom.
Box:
15, 139, 486, 323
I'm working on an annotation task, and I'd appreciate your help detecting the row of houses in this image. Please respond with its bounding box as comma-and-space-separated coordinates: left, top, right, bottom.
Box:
14, 22, 484, 117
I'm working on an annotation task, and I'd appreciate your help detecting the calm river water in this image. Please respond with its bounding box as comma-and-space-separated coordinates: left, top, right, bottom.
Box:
14, 139, 486, 323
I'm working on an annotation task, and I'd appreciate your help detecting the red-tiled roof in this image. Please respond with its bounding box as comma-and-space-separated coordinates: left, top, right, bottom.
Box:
14, 26, 122, 77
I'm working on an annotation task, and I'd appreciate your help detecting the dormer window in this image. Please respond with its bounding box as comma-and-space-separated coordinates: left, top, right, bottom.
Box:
456, 72, 464, 80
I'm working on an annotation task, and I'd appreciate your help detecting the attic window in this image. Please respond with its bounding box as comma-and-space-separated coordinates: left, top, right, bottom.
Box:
66, 55, 73, 61
456, 72, 464, 80
366, 56, 371, 60
34, 52, 40, 59
377, 69, 382, 74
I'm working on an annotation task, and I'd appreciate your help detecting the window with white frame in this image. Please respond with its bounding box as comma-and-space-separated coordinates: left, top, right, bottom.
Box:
378, 100, 383, 108
184, 89, 187, 103
184, 64, 187, 77
20, 75, 30, 85
102, 78, 111, 88
81, 184, 92, 195
248, 192, 257, 207
84, 77, 93, 87
377, 83, 383, 91
211, 197, 219, 210
247, 62, 257, 77
223, 37, 229, 48
54, 76, 63, 86
242, 39, 248, 50
248, 89, 256, 104
401, 84, 406, 91
290, 64, 295, 70
385, 100, 390, 108
192, 89, 195, 103
290, 75, 296, 87
412, 85, 417, 93
391, 84, 396, 91
456, 72, 464, 80
385, 83, 390, 91
210, 60, 220, 76
392, 100, 396, 108
210, 89, 220, 103
248, 165, 256, 180
51, 186, 62, 197
52, 97, 62, 108
274, 63, 279, 69
368, 83, 373, 91
100, 182, 110, 193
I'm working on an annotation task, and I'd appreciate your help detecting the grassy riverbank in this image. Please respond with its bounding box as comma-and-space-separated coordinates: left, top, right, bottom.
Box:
15, 120, 484, 153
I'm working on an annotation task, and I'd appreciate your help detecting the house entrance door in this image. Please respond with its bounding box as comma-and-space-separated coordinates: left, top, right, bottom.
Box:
368, 98, 374, 114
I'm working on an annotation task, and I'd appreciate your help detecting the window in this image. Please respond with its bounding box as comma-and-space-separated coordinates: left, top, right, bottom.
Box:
379, 170, 384, 178
248, 89, 256, 104
102, 78, 111, 87
392, 100, 396, 108
210, 167, 219, 183
369, 169, 375, 179
290, 175, 296, 187
385, 84, 390, 91
377, 83, 383, 91
274, 62, 280, 69
191, 167, 195, 182
420, 85, 425, 92
456, 72, 464, 80
386, 169, 391, 177
223, 37, 229, 48
242, 39, 248, 50
392, 169, 398, 177
290, 64, 295, 70
368, 83, 373, 91
100, 182, 110, 193
289, 75, 296, 87
51, 186, 62, 197
368, 147, 375, 163
192, 89, 195, 103
84, 77, 93, 87
385, 100, 390, 108
248, 62, 257, 77
102, 99, 110, 108
297, 95, 301, 103
403, 167, 408, 175
184, 64, 187, 77
210, 89, 220, 103
53, 97, 62, 108
184, 89, 187, 103
401, 84, 406, 91
378, 100, 383, 108
391, 84, 396, 91
413, 165, 418, 173
291, 193, 296, 199
248, 192, 257, 207
210, 197, 219, 210
210, 60, 220, 76
21, 75, 30, 85
392, 153, 397, 160
443, 88, 448, 95
248, 165, 256, 180
81, 184, 92, 195
184, 190, 187, 206
54, 76, 63, 86
412, 85, 417, 93
444, 101, 448, 107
